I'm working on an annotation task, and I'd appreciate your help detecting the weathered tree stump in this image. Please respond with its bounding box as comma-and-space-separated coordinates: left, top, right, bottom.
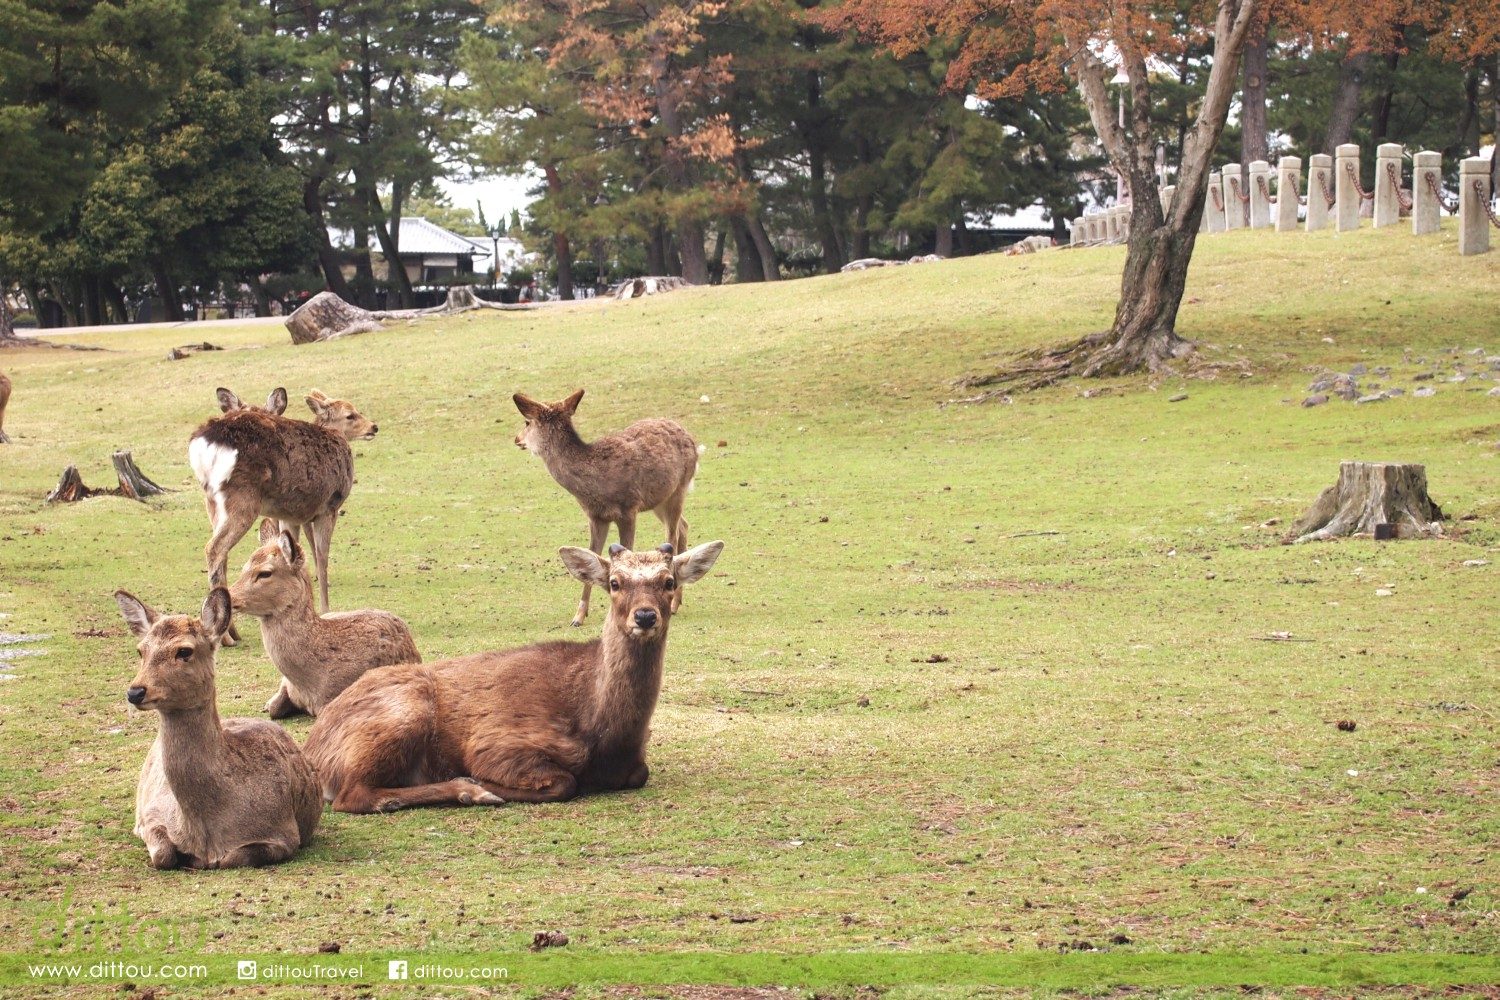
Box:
1285, 461, 1443, 543
113, 451, 166, 500
46, 452, 168, 503
285, 291, 386, 344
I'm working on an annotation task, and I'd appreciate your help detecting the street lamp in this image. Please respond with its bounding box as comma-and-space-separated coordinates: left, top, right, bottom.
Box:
1110, 67, 1130, 203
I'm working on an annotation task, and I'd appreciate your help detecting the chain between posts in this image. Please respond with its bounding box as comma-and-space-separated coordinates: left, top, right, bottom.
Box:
1386, 162, 1413, 211
1317, 170, 1336, 208
1424, 172, 1457, 214
1210, 185, 1224, 212
1478, 179, 1500, 229
1257, 174, 1276, 206
1345, 160, 1374, 201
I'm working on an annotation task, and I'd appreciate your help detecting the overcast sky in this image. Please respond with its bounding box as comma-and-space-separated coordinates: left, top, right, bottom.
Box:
439, 171, 538, 224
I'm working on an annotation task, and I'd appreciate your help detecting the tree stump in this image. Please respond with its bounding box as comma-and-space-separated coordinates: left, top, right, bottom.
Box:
285, 291, 385, 344
113, 451, 166, 500
1285, 461, 1443, 543
46, 452, 168, 503
612, 276, 690, 300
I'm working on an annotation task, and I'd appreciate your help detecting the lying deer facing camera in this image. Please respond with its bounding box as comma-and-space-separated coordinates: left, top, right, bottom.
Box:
304, 540, 724, 813
117, 588, 321, 870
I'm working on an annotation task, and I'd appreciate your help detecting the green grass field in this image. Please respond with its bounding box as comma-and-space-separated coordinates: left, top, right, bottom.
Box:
1, 221, 1497, 997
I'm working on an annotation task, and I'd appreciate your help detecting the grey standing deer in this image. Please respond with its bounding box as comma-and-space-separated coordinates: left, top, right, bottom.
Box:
514, 389, 700, 625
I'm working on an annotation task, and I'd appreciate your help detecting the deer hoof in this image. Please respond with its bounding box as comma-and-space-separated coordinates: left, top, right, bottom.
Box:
148, 844, 181, 870
376, 797, 404, 813
460, 789, 504, 806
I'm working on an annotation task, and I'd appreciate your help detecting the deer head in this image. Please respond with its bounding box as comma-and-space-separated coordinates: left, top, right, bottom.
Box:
116, 589, 232, 712
228, 520, 312, 617
559, 541, 723, 640
512, 389, 585, 454
217, 387, 288, 416
306, 389, 378, 441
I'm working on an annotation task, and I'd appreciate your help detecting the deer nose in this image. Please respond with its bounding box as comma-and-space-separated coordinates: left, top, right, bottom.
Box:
634, 608, 658, 629
369, 424, 379, 435
126, 686, 147, 705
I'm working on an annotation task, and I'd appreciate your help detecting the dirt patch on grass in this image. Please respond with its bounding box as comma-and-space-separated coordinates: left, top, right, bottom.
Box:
942, 577, 1081, 593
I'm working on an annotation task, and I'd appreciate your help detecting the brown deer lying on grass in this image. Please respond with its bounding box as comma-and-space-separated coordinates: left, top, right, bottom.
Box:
0, 369, 11, 444
117, 588, 321, 869
230, 519, 421, 718
189, 389, 376, 620
514, 389, 700, 625
216, 386, 287, 416
304, 540, 724, 813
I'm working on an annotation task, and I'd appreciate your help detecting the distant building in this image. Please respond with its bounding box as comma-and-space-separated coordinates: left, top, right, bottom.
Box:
327, 217, 533, 285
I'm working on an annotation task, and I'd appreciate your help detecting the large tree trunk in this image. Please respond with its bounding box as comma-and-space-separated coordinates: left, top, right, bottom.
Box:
675, 219, 708, 285
1324, 49, 1371, 154
304, 177, 353, 300
1, 278, 17, 340
1370, 49, 1401, 144
543, 164, 575, 300
152, 263, 185, 323
647, 223, 668, 277
730, 216, 763, 282
1240, 25, 1269, 165
956, 0, 1258, 396
369, 187, 415, 309
934, 223, 954, 257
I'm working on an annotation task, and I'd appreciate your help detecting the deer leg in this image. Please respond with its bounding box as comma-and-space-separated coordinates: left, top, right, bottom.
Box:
332, 778, 503, 814
207, 840, 298, 869
654, 496, 688, 611
265, 679, 304, 719
469, 768, 579, 804
204, 492, 258, 646
616, 513, 637, 551
574, 516, 610, 627
141, 824, 182, 870
308, 510, 337, 613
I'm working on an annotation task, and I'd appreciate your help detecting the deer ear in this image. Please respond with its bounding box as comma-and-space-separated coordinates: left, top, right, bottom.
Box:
305, 393, 330, 418
513, 393, 543, 419
278, 530, 302, 566
672, 540, 724, 586
559, 546, 608, 586
216, 388, 242, 413
257, 518, 279, 544
115, 590, 158, 637
558, 388, 585, 415
200, 588, 232, 641
266, 388, 288, 415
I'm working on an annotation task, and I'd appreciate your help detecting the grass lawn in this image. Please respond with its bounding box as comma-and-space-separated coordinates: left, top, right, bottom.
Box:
0, 221, 1496, 997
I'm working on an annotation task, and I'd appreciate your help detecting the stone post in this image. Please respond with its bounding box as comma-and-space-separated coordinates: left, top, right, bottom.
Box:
1205, 171, 1226, 233
1159, 185, 1175, 219
1373, 142, 1403, 228
1223, 163, 1245, 229
1071, 217, 1084, 245
1249, 160, 1272, 228
1276, 156, 1301, 232
1117, 204, 1131, 240
1335, 143, 1361, 232
1411, 151, 1441, 236
1306, 154, 1332, 232
1459, 156, 1491, 256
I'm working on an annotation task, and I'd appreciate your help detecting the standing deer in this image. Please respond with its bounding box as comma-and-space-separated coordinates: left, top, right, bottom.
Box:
514, 389, 700, 625
230, 519, 421, 718
215, 386, 287, 416
116, 587, 322, 869
304, 540, 724, 813
188, 389, 376, 619
0, 369, 11, 443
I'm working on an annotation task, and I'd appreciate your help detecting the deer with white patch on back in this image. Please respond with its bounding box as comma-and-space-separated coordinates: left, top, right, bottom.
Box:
514, 389, 700, 625
188, 389, 376, 620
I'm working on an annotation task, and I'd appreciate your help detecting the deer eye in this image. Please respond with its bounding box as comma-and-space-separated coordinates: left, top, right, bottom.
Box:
175, 647, 193, 661
609, 578, 621, 592
345, 414, 354, 420
664, 577, 676, 590
256, 570, 272, 580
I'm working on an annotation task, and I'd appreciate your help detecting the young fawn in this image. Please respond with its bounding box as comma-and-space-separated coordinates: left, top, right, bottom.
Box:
189, 389, 376, 617
0, 369, 11, 443
230, 519, 421, 718
304, 540, 724, 813
117, 588, 322, 869
514, 389, 700, 625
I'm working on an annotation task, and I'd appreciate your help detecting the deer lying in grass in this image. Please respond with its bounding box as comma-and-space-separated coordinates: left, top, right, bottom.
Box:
230, 519, 421, 718
216, 386, 287, 416
304, 540, 724, 813
189, 389, 376, 619
514, 389, 700, 626
117, 588, 321, 869
0, 370, 11, 444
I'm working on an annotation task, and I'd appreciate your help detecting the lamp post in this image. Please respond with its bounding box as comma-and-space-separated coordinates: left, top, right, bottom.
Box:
1110, 67, 1130, 204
